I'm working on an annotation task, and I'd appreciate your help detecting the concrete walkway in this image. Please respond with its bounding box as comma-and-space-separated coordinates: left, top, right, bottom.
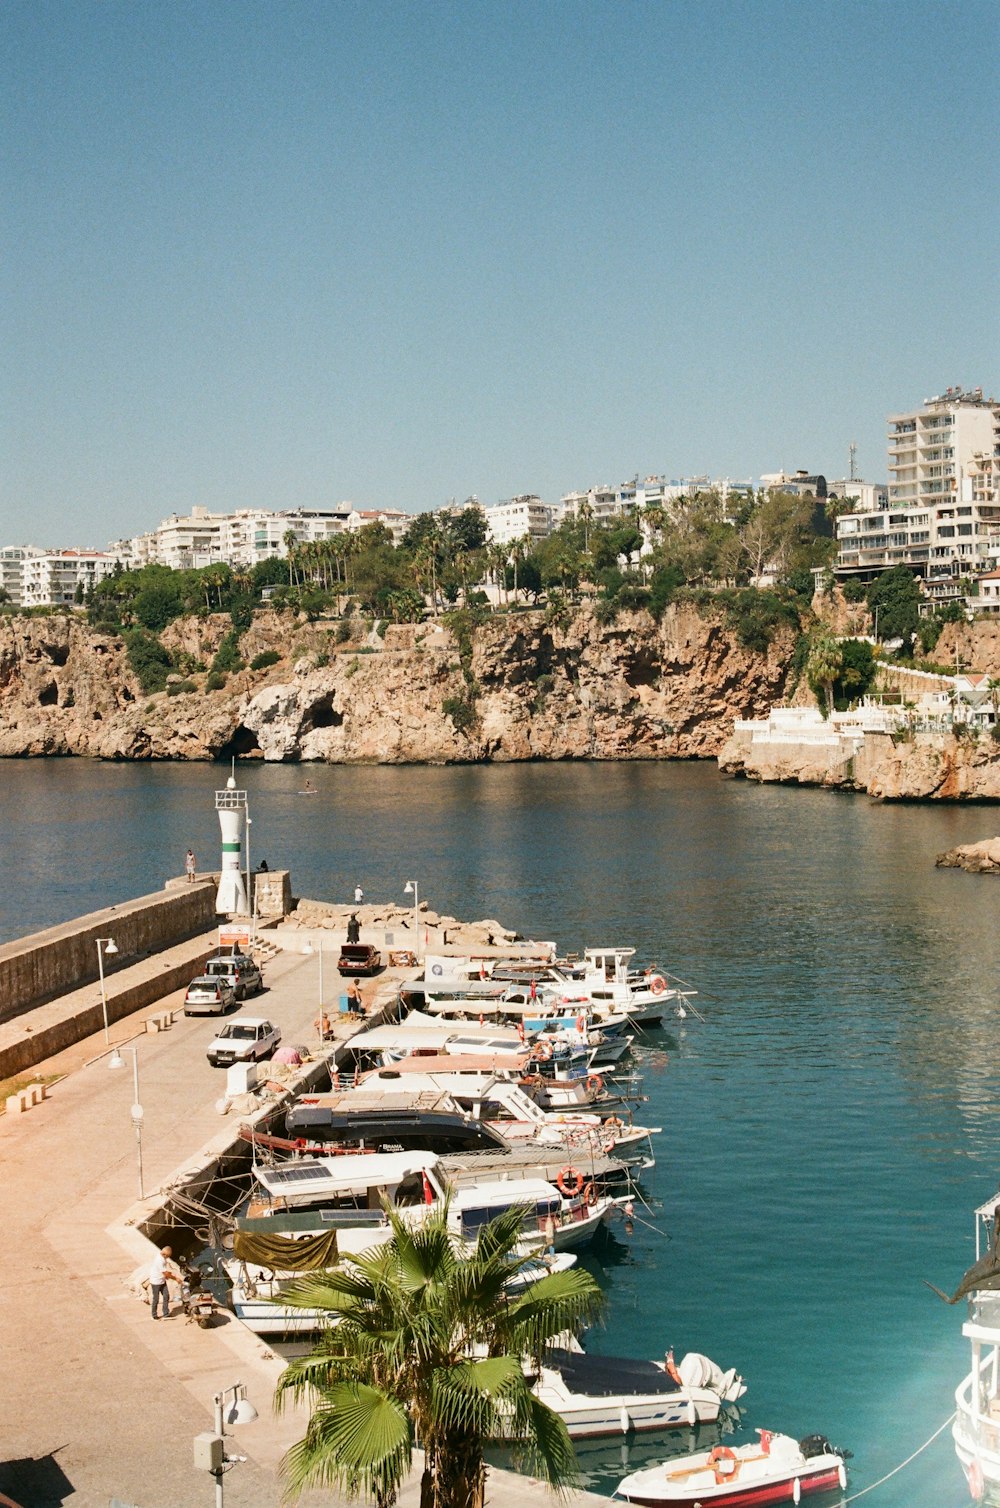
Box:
0, 943, 613, 1508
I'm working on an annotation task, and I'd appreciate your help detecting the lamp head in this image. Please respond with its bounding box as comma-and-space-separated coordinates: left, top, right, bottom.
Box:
404, 881, 415, 896
227, 1396, 258, 1426
108, 1049, 124, 1070
104, 939, 118, 955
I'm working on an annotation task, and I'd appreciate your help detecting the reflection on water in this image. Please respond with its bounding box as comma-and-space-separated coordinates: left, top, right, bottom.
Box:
3, 760, 998, 1503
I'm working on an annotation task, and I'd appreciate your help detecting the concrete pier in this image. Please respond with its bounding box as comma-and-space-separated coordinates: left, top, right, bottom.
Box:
0, 916, 611, 1508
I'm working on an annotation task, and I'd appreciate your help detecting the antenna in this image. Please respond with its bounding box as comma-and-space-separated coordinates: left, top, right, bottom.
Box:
849, 442, 858, 482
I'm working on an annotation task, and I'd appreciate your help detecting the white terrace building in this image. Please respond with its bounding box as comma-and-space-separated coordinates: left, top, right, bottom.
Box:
484, 495, 555, 547
20, 549, 115, 608
835, 387, 1000, 582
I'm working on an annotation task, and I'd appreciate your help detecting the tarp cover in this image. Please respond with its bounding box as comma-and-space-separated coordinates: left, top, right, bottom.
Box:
233, 1227, 339, 1272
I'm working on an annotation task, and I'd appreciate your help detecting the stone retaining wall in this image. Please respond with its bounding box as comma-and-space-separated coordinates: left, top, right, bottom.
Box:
0, 882, 218, 1024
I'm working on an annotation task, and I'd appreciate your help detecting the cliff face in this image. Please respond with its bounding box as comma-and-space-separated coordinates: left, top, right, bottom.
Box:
0, 605, 794, 763
720, 726, 1000, 799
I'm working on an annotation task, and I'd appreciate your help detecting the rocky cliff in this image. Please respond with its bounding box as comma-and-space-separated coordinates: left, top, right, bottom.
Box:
0, 604, 795, 763
720, 726, 1000, 799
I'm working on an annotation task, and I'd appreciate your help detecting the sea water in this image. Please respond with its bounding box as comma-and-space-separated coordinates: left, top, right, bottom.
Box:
2, 758, 998, 1504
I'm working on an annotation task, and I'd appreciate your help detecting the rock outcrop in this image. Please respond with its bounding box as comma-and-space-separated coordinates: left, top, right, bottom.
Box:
936, 838, 1000, 873
721, 725, 1000, 799
0, 604, 795, 764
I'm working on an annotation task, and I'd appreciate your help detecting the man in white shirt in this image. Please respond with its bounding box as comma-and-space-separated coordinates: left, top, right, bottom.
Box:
149, 1244, 180, 1319
354, 884, 363, 903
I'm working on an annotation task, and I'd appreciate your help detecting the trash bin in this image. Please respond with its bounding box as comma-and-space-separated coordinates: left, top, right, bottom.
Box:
339, 994, 350, 1014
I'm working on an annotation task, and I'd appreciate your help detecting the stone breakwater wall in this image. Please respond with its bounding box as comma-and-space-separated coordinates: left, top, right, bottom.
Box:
0, 604, 795, 763
0, 881, 218, 1025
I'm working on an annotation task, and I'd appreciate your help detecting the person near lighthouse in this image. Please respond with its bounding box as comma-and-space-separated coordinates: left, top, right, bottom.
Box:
185, 849, 196, 882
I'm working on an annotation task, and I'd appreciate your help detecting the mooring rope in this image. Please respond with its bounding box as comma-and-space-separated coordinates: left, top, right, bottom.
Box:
840, 1412, 955, 1502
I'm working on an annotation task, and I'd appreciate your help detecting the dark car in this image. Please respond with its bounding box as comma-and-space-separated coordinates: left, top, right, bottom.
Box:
337, 943, 382, 976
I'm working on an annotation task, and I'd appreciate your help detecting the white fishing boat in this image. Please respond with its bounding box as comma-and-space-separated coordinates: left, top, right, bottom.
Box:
356, 1067, 658, 1161
615, 1430, 849, 1506
245, 1149, 623, 1254
533, 1346, 746, 1438
226, 1233, 578, 1337
949, 1191, 1000, 1501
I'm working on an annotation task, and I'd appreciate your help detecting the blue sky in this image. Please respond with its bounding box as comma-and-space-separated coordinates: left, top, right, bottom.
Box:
3, 0, 998, 546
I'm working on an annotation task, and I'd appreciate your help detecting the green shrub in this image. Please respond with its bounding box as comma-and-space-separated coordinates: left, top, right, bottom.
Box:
124, 629, 173, 693
166, 678, 197, 696
648, 564, 686, 619
205, 670, 228, 691
442, 695, 478, 734
250, 649, 281, 672
725, 589, 800, 652
212, 630, 245, 674
336, 621, 352, 643
376, 619, 388, 639
594, 597, 618, 625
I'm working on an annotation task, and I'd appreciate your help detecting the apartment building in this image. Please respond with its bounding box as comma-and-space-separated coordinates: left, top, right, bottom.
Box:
825, 478, 888, 512
835, 388, 1000, 582
20, 549, 114, 608
484, 495, 555, 547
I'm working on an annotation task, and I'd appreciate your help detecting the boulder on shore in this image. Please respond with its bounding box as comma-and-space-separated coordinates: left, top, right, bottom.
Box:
935, 838, 1000, 873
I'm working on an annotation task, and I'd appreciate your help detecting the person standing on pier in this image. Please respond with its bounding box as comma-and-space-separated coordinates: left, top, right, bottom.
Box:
346, 980, 364, 1016
354, 883, 364, 903
149, 1245, 181, 1319
185, 849, 196, 882
346, 913, 360, 943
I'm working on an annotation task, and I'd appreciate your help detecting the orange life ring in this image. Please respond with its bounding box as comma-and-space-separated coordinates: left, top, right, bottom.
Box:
709, 1446, 739, 1485
536, 1041, 553, 1061
556, 1165, 584, 1198
586, 1073, 603, 1095
649, 974, 667, 996
584, 1180, 598, 1207
576, 1014, 587, 1033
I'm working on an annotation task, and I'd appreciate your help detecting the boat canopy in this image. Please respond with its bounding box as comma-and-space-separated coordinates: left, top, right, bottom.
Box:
233, 1227, 340, 1272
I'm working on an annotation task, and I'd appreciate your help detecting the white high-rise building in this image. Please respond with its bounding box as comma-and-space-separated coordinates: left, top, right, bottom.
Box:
484, 496, 554, 547
20, 549, 115, 608
888, 387, 998, 509
834, 387, 1000, 581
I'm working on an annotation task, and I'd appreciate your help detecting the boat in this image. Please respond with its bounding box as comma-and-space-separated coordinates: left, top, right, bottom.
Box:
225, 1229, 578, 1337
615, 1430, 848, 1506
533, 1346, 746, 1438
355, 1067, 659, 1161
245, 1148, 625, 1253
948, 1191, 1000, 1499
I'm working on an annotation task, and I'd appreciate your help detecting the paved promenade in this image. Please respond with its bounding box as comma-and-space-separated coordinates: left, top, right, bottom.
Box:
0, 940, 612, 1508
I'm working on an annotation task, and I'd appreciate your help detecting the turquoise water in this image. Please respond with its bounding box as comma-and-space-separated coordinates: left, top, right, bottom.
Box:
3, 759, 999, 1503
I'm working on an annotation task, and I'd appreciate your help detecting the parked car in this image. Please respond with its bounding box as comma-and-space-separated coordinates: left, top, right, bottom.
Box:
184, 975, 237, 1016
204, 954, 263, 1000
206, 1017, 281, 1068
337, 943, 382, 976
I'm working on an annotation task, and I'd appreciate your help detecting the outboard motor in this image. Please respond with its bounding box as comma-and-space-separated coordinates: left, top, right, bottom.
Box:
799, 1434, 852, 1461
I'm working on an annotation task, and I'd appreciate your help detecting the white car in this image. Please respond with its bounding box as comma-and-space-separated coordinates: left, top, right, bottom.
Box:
206, 1017, 281, 1068
185, 975, 237, 1015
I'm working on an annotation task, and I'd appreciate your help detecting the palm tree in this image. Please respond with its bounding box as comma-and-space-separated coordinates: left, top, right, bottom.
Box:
275, 1202, 602, 1508
806, 633, 843, 716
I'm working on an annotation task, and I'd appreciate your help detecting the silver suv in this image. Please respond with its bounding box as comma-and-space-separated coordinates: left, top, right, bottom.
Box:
204, 954, 263, 1000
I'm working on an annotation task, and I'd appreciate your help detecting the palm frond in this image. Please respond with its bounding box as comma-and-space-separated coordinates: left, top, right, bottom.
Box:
280, 1381, 411, 1504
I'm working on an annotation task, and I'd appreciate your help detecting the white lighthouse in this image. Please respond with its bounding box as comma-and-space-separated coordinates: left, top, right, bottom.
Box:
215, 776, 249, 916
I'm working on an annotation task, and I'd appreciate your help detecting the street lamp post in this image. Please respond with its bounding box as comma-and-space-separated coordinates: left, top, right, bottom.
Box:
403, 880, 420, 959
95, 936, 118, 1046
193, 1382, 257, 1508
108, 1043, 144, 1200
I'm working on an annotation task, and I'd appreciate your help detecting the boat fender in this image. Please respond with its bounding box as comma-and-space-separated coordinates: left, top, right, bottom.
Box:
709, 1447, 739, 1485
792, 1479, 801, 1506
586, 1073, 603, 1095
838, 1462, 847, 1491
969, 1457, 984, 1502
576, 1015, 587, 1033
556, 1165, 584, 1197
648, 974, 667, 996
665, 1348, 683, 1385
536, 1041, 553, 1061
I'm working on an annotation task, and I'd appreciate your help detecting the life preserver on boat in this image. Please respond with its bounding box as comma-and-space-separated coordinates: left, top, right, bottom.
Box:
648, 974, 667, 996
586, 1073, 603, 1095
708, 1446, 739, 1484
576, 1015, 587, 1033
968, 1456, 985, 1502
584, 1180, 598, 1207
556, 1165, 584, 1197
536, 1041, 553, 1061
